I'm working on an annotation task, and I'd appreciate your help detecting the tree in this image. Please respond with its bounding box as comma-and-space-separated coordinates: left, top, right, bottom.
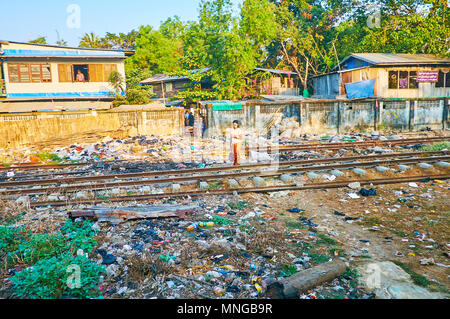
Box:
108, 71, 125, 97
103, 30, 138, 50
56, 39, 68, 46
79, 32, 103, 48
127, 23, 184, 74
29, 36, 47, 45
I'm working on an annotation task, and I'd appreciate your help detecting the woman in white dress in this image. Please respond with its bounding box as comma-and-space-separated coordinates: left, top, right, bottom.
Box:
230, 120, 243, 166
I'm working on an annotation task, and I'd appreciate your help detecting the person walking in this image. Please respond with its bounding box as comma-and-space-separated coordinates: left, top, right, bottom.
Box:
230, 120, 243, 166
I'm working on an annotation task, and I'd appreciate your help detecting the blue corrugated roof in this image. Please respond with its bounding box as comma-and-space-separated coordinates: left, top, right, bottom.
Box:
2, 49, 125, 58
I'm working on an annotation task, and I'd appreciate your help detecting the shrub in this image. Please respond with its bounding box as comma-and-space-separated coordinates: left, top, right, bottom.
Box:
0, 226, 31, 256
9, 232, 68, 265
421, 141, 450, 152
10, 253, 105, 299
60, 219, 98, 253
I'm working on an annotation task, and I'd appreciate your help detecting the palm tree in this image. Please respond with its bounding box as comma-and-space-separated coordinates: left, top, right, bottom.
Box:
29, 36, 47, 44
79, 32, 102, 48
56, 39, 68, 46
108, 71, 125, 97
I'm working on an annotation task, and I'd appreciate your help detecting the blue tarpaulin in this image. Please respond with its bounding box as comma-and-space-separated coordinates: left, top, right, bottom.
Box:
345, 79, 375, 99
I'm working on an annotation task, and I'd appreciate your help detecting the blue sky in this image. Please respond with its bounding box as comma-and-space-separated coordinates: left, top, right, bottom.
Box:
0, 0, 243, 47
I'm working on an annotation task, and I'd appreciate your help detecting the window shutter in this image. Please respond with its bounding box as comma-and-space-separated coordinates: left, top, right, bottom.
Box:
58, 64, 72, 82
42, 64, 52, 82
103, 64, 118, 82
19, 64, 31, 83
8, 64, 19, 83
89, 64, 104, 82
30, 64, 42, 83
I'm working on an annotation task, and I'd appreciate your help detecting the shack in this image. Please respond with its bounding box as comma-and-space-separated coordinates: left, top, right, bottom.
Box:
140, 67, 300, 101
140, 68, 211, 100
313, 53, 450, 99
0, 40, 133, 112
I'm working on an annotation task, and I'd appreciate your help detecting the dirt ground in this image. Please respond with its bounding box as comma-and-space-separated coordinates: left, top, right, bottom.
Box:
262, 182, 449, 290
0, 130, 448, 299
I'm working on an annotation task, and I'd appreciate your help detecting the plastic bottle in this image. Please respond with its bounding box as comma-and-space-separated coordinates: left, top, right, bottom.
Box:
187, 222, 214, 231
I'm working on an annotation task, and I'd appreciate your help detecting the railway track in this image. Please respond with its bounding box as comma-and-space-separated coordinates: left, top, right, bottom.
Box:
2, 150, 449, 185
255, 136, 450, 152
2, 136, 448, 172
2, 153, 449, 197
26, 174, 450, 208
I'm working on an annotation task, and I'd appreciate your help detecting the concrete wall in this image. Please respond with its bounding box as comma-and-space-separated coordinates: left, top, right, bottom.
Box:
205, 103, 300, 136
205, 98, 449, 136
0, 109, 183, 149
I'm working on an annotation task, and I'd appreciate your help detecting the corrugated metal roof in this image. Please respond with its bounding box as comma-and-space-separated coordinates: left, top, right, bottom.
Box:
140, 68, 211, 84
254, 68, 298, 75
0, 40, 128, 53
343, 53, 450, 66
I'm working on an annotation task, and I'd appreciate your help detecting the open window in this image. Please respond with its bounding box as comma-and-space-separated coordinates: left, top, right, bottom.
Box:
388, 71, 398, 89
436, 70, 450, 88
73, 64, 89, 82
388, 70, 418, 89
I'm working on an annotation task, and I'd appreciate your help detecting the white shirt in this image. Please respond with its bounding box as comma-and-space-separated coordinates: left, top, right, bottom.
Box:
230, 127, 243, 145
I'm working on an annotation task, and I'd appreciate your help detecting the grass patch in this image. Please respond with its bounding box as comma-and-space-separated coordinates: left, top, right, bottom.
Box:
389, 229, 409, 238
316, 234, 338, 246
279, 264, 298, 277
354, 255, 372, 259
212, 215, 234, 226
421, 141, 450, 152
363, 217, 382, 226
285, 220, 307, 230
308, 252, 331, 264
208, 183, 222, 190
33, 152, 62, 163
392, 261, 449, 294
227, 201, 250, 211
0, 211, 26, 226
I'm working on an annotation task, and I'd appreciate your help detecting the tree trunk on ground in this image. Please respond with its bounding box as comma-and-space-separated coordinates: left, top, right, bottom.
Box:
266, 259, 347, 299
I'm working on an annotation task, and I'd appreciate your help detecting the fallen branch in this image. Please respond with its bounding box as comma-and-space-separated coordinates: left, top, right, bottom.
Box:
266, 259, 347, 299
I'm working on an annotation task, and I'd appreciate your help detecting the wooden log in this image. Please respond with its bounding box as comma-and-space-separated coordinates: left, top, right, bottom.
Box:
266, 259, 347, 299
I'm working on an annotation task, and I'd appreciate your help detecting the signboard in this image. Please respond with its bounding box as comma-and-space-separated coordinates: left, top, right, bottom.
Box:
417, 70, 438, 82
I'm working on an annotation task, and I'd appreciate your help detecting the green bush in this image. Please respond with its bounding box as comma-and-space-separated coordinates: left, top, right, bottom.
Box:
10, 253, 105, 299
60, 219, 98, 253
9, 232, 68, 265
0, 226, 31, 256
421, 141, 450, 152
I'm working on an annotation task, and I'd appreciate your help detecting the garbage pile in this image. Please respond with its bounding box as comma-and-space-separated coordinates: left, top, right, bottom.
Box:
41, 194, 371, 300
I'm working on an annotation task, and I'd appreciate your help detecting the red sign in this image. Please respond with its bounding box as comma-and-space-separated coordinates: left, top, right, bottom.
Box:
417, 70, 438, 82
